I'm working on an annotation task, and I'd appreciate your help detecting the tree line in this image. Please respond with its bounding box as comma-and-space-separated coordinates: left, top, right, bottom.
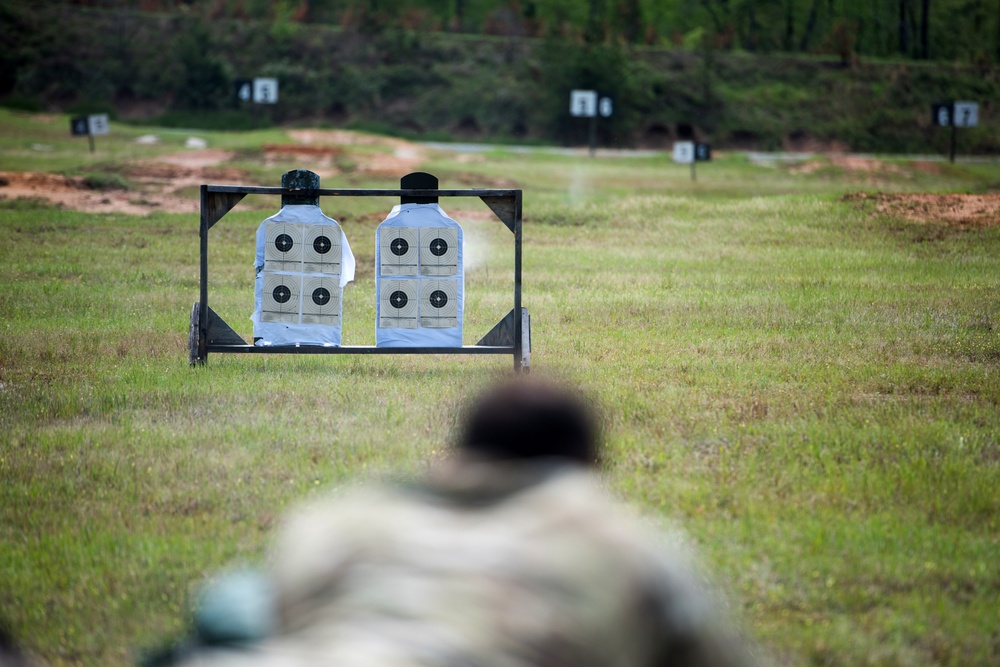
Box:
66, 0, 1000, 63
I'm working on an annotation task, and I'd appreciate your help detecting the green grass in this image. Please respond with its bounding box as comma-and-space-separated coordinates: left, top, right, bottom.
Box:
1, 112, 999, 666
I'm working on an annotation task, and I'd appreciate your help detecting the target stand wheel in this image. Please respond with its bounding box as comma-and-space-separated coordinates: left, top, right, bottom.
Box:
189, 302, 203, 366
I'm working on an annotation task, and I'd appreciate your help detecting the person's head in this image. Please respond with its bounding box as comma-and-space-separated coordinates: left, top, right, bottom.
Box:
456, 378, 602, 466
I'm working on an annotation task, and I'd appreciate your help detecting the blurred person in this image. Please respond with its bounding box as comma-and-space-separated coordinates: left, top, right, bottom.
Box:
150, 378, 753, 667
0, 621, 37, 667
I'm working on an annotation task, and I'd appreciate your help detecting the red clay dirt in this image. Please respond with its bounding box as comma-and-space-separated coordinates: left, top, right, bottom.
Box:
0, 129, 430, 215
844, 192, 1000, 228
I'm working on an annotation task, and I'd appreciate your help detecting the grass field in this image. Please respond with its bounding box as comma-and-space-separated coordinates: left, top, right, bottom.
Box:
1, 109, 998, 666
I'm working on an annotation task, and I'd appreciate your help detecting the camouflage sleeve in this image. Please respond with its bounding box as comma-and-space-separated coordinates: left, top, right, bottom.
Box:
267, 488, 374, 631
637, 537, 757, 667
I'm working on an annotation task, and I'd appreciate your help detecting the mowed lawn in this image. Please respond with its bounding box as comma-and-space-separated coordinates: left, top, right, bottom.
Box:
1, 111, 998, 666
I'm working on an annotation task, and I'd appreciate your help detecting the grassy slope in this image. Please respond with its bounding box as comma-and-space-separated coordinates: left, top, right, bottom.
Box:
1, 110, 998, 665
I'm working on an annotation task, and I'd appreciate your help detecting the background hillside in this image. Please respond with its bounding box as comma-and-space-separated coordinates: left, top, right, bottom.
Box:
2, 0, 999, 153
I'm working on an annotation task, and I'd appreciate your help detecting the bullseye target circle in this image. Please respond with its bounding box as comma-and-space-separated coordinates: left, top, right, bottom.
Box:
429, 238, 448, 256
390, 290, 408, 309
312, 287, 331, 306
390, 238, 409, 256
428, 289, 448, 308
272, 284, 292, 303
312, 235, 332, 254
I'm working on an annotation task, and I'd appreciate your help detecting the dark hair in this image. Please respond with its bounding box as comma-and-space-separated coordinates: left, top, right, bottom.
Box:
457, 378, 602, 465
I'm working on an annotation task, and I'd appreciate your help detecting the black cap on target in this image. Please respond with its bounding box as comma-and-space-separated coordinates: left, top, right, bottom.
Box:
282, 170, 320, 206
401, 172, 438, 205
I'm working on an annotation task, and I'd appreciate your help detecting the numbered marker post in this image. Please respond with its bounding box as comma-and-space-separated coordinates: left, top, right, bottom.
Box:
253, 78, 278, 104
69, 114, 109, 153
570, 90, 598, 156
70, 116, 89, 136
570, 90, 597, 118
954, 101, 978, 128
932, 103, 952, 128
234, 79, 252, 104
88, 114, 109, 136
693, 143, 711, 182
599, 96, 613, 118
932, 101, 978, 163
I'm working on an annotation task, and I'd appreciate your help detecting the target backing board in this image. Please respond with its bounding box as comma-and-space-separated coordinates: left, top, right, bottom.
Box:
419, 279, 459, 328
262, 273, 301, 324
264, 222, 304, 272
379, 280, 418, 329
419, 227, 458, 276
303, 226, 341, 274
379, 227, 418, 276
301, 275, 341, 326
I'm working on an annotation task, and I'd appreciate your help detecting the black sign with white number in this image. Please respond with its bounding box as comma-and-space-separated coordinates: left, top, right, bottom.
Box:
932, 103, 952, 127
235, 79, 252, 103
70, 116, 90, 136
598, 96, 614, 118
695, 143, 712, 161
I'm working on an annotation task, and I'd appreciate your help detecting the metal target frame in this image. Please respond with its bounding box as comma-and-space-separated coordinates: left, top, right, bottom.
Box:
190, 184, 530, 371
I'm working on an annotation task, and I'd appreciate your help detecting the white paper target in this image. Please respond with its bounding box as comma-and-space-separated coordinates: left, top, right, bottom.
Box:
303, 226, 341, 274
419, 279, 458, 328
264, 222, 303, 271
379, 279, 418, 329
262, 273, 301, 323
419, 227, 458, 276
301, 275, 341, 325
379, 227, 418, 276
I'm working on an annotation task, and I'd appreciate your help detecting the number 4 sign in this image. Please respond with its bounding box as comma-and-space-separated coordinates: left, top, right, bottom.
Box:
235, 79, 252, 103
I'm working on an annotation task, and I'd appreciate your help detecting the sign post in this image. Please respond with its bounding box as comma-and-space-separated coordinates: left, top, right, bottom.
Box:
235, 77, 279, 127
570, 90, 597, 156
570, 90, 613, 156
70, 114, 109, 153
672, 140, 693, 180
693, 143, 711, 181
933, 101, 978, 163
252, 78, 279, 105
672, 140, 711, 181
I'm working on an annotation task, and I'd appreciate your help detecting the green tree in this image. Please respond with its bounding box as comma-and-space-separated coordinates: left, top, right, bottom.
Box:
174, 18, 230, 110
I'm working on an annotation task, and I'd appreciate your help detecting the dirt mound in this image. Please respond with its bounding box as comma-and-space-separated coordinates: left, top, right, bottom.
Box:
284, 129, 426, 175
0, 130, 444, 215
844, 192, 1000, 228
156, 149, 235, 169
263, 143, 343, 157
0, 157, 252, 215
0, 171, 169, 215
791, 156, 906, 176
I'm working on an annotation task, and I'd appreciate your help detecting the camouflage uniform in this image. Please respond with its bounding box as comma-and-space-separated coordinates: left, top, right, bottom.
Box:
178, 460, 748, 667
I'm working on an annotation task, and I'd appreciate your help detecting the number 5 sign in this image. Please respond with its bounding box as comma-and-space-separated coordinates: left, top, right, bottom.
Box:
253, 78, 279, 104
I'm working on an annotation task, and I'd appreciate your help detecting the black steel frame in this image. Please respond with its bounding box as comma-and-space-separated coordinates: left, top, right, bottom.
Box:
191, 185, 530, 371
